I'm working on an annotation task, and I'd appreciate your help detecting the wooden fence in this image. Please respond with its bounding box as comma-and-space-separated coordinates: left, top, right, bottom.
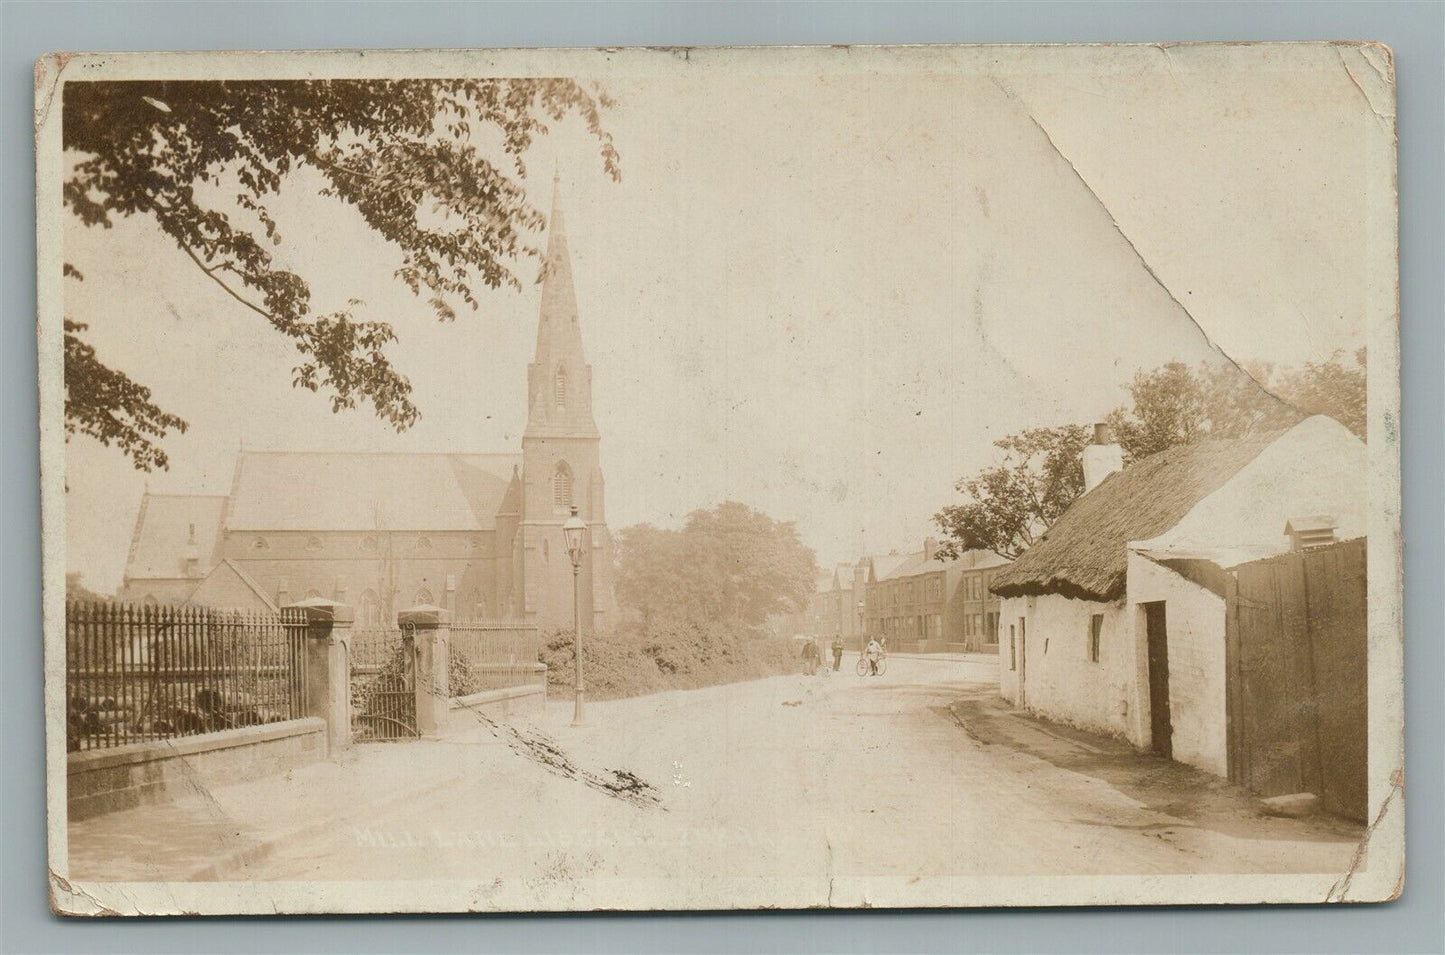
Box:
1224, 538, 1368, 821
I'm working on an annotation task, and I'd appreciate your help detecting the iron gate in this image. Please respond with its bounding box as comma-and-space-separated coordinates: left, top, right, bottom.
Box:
350, 627, 418, 742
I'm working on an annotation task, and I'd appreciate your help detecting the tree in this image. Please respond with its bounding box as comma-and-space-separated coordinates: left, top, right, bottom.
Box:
1274, 348, 1367, 440
615, 502, 818, 629
63, 78, 619, 470
1104, 360, 1300, 461
933, 425, 1091, 561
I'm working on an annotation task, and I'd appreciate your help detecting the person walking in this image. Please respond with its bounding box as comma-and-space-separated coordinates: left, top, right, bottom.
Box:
831, 636, 844, 672
801, 638, 820, 676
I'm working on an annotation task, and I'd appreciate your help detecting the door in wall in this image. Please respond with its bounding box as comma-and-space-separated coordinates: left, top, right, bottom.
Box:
1144, 601, 1172, 758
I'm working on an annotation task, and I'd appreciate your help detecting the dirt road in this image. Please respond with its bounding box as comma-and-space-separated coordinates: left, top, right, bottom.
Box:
238, 654, 1358, 907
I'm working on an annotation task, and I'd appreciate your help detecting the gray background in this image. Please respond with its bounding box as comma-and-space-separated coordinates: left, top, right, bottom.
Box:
2, 2, 1440, 952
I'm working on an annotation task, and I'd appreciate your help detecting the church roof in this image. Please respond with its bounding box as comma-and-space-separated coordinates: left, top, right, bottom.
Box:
124, 493, 227, 580
227, 451, 521, 531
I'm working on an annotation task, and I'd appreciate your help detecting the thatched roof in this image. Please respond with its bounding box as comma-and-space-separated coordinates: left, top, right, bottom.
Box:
989, 429, 1288, 602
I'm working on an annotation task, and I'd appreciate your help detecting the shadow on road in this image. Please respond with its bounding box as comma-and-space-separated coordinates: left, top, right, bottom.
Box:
949, 687, 1361, 846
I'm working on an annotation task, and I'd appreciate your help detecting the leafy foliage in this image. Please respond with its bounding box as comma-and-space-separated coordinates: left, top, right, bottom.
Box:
62, 78, 618, 466
615, 501, 818, 628
1104, 361, 1299, 461
64, 314, 189, 473
933, 426, 1090, 561
539, 620, 797, 701
1274, 348, 1368, 440
935, 353, 1368, 561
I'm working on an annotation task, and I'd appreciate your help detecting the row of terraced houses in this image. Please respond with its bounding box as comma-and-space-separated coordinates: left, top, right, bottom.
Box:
779, 542, 1011, 654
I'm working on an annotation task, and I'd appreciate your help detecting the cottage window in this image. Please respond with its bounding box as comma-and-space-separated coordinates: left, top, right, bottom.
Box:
1088, 614, 1104, 663
1008, 624, 1017, 671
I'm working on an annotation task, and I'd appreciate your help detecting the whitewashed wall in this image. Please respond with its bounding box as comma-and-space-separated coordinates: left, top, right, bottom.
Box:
1126, 553, 1228, 777
996, 593, 1138, 742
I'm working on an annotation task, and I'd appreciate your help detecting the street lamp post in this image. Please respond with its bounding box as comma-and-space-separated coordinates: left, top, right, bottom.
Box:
857, 599, 866, 656
562, 505, 587, 727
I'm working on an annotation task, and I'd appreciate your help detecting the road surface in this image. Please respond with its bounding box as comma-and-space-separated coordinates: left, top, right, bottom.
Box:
232, 654, 1359, 906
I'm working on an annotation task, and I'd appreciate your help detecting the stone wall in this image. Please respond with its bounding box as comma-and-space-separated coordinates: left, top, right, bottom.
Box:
67, 717, 326, 821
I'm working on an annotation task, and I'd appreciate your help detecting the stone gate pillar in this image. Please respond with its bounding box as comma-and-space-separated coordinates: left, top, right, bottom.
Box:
398, 605, 451, 738
285, 597, 354, 755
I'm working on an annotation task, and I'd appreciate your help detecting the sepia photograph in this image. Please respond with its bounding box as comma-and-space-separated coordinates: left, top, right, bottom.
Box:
37, 42, 1402, 915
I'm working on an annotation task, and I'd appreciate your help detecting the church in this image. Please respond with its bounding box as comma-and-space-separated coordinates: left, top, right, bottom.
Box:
117, 183, 617, 632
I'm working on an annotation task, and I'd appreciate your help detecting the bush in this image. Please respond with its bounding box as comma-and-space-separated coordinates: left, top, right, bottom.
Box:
539, 619, 799, 701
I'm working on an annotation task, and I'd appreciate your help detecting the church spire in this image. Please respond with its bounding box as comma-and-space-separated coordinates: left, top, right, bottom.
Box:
525, 175, 598, 439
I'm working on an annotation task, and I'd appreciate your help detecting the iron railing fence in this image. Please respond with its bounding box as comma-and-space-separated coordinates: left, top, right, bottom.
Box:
449, 620, 542, 695
347, 627, 417, 741
65, 600, 308, 752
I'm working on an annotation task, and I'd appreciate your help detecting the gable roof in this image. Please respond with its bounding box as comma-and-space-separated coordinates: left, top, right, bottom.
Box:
863, 552, 911, 582
189, 559, 280, 612
123, 494, 227, 580
878, 547, 1011, 582
227, 451, 520, 532
990, 428, 1288, 602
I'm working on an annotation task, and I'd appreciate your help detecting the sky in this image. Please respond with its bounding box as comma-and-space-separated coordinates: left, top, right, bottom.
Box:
62, 47, 1381, 593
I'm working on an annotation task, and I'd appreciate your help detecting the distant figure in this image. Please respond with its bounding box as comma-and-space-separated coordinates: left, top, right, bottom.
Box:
831, 636, 844, 671
801, 639, 820, 676
865, 637, 883, 676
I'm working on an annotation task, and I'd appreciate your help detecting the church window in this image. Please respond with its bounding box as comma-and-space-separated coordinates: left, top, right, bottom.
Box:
252, 536, 269, 551
306, 536, 322, 552
360, 535, 378, 552
554, 367, 568, 410
415, 536, 432, 551
414, 588, 433, 606
304, 588, 321, 600
553, 462, 573, 509
187, 522, 197, 544
360, 590, 381, 626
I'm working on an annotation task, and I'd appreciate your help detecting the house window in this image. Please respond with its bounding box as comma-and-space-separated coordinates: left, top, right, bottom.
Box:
1009, 624, 1017, 671
553, 462, 573, 508
554, 367, 568, 410
184, 557, 199, 577
1088, 613, 1104, 663
973, 613, 983, 636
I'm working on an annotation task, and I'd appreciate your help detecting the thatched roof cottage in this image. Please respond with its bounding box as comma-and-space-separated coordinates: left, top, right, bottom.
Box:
989, 415, 1365, 778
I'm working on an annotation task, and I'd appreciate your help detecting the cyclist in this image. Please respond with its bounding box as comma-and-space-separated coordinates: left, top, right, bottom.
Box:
865, 636, 883, 676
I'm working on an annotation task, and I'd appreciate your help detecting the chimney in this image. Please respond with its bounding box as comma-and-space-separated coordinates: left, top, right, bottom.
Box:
924, 536, 939, 561
1082, 423, 1124, 493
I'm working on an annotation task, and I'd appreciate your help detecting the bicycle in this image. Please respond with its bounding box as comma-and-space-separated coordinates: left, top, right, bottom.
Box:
855, 652, 888, 677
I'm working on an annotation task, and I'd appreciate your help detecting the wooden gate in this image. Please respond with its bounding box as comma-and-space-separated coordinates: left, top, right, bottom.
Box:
350, 627, 418, 742
1224, 538, 1367, 821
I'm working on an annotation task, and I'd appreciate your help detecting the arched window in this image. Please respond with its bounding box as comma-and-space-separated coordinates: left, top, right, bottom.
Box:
415, 536, 432, 551
360, 535, 378, 552
305, 536, 323, 552
252, 536, 269, 551
304, 588, 321, 600
553, 367, 568, 410
553, 462, 573, 509
414, 588, 433, 606
360, 590, 381, 626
